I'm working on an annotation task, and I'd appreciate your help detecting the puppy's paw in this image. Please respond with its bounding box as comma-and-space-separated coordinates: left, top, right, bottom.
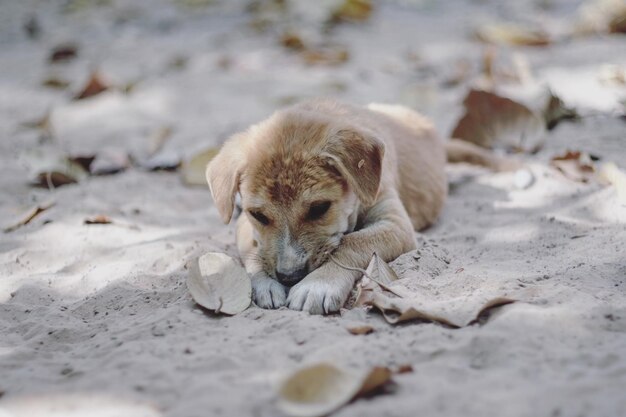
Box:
287, 273, 352, 315
251, 272, 287, 309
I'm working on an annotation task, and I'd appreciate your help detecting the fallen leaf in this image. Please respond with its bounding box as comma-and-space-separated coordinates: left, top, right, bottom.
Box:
302, 46, 349, 66
597, 162, 626, 204
281, 32, 306, 51
49, 43, 78, 63
3, 201, 55, 233
347, 325, 374, 335
23, 149, 88, 188
366, 291, 515, 328
475, 23, 551, 46
90, 149, 130, 175
364, 252, 399, 286
84, 215, 112, 225
451, 89, 545, 152
42, 77, 70, 89
181, 147, 219, 186
187, 252, 252, 315
74, 72, 110, 100
543, 91, 579, 130
277, 363, 392, 417
330, 0, 373, 24
550, 150, 595, 183
395, 364, 414, 374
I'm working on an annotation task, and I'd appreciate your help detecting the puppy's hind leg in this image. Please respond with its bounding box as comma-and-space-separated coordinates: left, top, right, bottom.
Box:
236, 215, 287, 309
446, 139, 521, 171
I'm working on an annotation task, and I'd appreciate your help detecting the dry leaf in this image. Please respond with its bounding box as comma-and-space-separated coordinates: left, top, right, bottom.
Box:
42, 77, 70, 89
187, 252, 251, 315
90, 149, 130, 175
451, 89, 545, 152
281, 32, 306, 51
330, 0, 373, 24
597, 162, 626, 204
475, 23, 551, 46
347, 325, 374, 335
84, 215, 112, 225
302, 46, 349, 66
365, 252, 399, 286
3, 201, 55, 233
277, 363, 392, 417
550, 150, 595, 183
49, 44, 78, 63
395, 364, 414, 374
544, 91, 579, 130
24, 150, 88, 188
181, 147, 219, 186
74, 72, 110, 100
366, 291, 515, 328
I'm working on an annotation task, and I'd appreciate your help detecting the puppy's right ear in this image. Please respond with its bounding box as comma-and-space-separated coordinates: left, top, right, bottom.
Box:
206, 133, 247, 224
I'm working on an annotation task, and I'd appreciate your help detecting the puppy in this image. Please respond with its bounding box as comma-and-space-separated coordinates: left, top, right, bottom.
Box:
207, 99, 498, 314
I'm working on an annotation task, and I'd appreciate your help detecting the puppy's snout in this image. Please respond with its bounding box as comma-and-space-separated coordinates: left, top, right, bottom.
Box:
276, 265, 308, 286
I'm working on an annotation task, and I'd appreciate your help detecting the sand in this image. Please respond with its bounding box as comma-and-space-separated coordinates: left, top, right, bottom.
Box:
1, 1, 625, 416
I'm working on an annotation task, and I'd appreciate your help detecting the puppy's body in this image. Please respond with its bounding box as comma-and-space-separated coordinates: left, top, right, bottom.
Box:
207, 99, 449, 314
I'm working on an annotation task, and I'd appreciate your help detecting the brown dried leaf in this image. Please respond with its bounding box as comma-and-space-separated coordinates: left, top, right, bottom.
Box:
550, 150, 596, 183
281, 32, 306, 51
3, 201, 55, 233
347, 325, 374, 335
49, 44, 78, 63
42, 77, 70, 89
74, 72, 110, 100
302, 47, 349, 66
451, 89, 545, 151
84, 215, 112, 225
330, 0, 373, 24
475, 23, 551, 47
277, 363, 392, 417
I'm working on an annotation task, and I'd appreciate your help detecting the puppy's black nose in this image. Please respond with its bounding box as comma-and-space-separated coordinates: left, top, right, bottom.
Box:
275, 266, 308, 287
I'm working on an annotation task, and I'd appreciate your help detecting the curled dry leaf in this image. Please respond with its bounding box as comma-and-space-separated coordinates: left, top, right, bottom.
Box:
550, 150, 596, 183
49, 43, 78, 63
3, 201, 55, 233
84, 215, 112, 225
597, 162, 626, 204
23, 149, 88, 188
451, 89, 545, 152
187, 252, 251, 315
181, 147, 219, 186
347, 325, 374, 335
544, 91, 579, 130
74, 72, 110, 100
302, 46, 349, 66
475, 23, 551, 46
365, 252, 399, 286
277, 363, 392, 417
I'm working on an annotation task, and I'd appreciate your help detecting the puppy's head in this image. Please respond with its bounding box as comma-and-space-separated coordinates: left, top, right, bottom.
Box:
206, 110, 384, 286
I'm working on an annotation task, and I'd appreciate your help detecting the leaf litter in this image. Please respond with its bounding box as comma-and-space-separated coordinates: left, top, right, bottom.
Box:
3, 201, 55, 233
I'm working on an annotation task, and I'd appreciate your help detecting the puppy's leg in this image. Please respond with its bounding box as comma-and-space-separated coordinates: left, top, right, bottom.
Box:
446, 139, 521, 171
287, 192, 416, 314
236, 215, 287, 309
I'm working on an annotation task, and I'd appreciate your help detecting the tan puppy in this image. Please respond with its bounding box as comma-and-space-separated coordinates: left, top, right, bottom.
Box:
207, 99, 494, 314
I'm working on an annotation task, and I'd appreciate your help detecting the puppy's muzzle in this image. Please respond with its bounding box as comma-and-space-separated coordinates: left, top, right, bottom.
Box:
275, 265, 308, 287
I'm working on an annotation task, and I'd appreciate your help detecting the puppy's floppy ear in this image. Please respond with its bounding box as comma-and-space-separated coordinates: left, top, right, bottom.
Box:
322, 128, 385, 206
206, 133, 247, 223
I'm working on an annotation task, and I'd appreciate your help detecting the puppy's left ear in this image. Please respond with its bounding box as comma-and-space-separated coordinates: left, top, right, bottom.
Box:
206, 132, 247, 223
322, 128, 385, 206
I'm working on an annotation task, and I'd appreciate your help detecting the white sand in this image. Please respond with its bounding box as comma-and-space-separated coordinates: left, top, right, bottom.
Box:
1, 1, 625, 416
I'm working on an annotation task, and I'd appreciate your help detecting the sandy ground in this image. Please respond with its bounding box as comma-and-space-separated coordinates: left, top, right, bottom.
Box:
1, 1, 625, 416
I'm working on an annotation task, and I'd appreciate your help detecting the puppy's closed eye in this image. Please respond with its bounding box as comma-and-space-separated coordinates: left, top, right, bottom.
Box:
249, 210, 271, 226
306, 201, 331, 221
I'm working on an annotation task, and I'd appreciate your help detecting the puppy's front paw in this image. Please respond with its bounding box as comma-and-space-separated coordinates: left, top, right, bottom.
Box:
286, 272, 353, 315
251, 272, 287, 309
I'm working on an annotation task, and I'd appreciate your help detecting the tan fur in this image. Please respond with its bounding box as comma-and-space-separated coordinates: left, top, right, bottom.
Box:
207, 99, 450, 314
